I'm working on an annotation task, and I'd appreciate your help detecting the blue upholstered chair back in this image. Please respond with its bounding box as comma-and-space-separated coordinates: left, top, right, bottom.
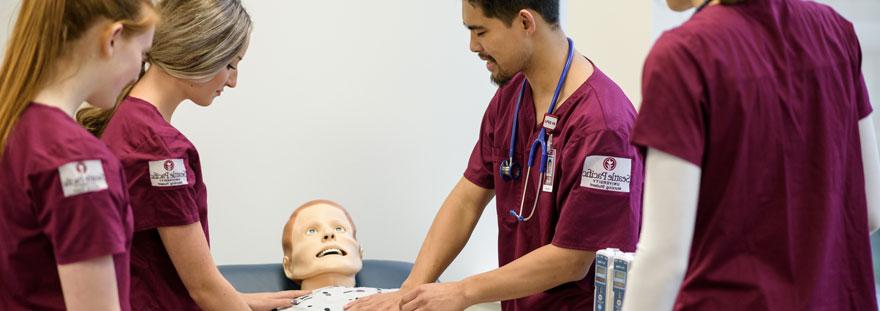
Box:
219, 259, 414, 292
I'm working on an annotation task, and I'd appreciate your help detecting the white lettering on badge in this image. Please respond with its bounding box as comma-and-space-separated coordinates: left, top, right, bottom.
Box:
149, 159, 188, 187
581, 155, 632, 193
58, 160, 108, 197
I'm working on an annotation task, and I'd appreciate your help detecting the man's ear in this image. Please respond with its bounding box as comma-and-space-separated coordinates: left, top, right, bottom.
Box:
283, 256, 294, 280
101, 22, 125, 58
359, 247, 365, 259
517, 9, 537, 34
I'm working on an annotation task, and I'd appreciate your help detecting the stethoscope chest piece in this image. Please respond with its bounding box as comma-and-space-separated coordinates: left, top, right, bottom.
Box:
499, 158, 522, 181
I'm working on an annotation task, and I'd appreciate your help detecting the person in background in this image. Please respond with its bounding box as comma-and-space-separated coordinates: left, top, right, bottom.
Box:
624, 0, 880, 310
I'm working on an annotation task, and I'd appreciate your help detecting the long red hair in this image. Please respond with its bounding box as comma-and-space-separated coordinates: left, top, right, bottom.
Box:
0, 0, 156, 159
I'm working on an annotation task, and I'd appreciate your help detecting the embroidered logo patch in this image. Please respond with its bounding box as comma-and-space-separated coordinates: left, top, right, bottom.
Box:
58, 160, 108, 197
581, 155, 632, 193
149, 159, 188, 187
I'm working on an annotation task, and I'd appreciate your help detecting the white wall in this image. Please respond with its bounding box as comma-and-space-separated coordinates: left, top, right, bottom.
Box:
172, 1, 501, 282
0, 0, 877, 284
0, 0, 501, 281
181, 1, 655, 283
0, 1, 17, 60
567, 1, 652, 107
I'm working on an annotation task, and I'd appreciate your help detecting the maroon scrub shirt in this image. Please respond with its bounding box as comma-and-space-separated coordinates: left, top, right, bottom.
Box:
632, 0, 876, 310
0, 103, 133, 311
464, 65, 643, 310
102, 97, 209, 311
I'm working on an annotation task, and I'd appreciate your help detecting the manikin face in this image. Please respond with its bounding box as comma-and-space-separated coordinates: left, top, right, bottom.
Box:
283, 204, 362, 282
462, 1, 531, 86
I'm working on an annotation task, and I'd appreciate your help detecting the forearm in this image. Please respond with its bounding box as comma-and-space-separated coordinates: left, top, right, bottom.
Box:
186, 274, 250, 311
459, 244, 594, 305
57, 255, 121, 311
859, 116, 880, 233
403, 177, 494, 288
158, 223, 250, 311
622, 149, 700, 311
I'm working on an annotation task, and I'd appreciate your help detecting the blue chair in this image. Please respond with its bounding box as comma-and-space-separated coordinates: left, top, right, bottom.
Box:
219, 259, 414, 292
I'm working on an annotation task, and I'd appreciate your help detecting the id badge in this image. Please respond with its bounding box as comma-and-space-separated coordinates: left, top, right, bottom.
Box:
542, 148, 557, 192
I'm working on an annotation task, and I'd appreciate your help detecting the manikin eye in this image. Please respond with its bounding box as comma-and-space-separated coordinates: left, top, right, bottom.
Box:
335, 226, 345, 233
306, 228, 318, 235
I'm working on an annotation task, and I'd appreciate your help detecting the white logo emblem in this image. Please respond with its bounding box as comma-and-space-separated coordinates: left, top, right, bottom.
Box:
603, 157, 617, 171
149, 159, 188, 187
58, 160, 108, 197
581, 155, 632, 193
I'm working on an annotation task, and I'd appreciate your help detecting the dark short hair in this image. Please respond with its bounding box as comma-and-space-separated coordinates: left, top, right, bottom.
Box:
467, 0, 560, 27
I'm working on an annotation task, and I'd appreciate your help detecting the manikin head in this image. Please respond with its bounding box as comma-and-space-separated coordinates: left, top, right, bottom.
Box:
282, 200, 363, 289
462, 0, 561, 86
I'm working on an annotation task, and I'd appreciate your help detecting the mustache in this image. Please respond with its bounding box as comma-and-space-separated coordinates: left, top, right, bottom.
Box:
478, 53, 496, 63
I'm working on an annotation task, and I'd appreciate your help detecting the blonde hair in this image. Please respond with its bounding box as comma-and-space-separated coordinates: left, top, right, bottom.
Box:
0, 0, 156, 158
282, 200, 358, 258
78, 0, 253, 136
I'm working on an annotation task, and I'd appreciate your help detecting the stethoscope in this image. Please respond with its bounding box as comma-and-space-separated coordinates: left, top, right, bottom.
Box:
499, 37, 574, 222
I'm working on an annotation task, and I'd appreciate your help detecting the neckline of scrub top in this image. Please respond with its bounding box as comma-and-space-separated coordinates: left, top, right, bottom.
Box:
125, 96, 173, 127
521, 58, 602, 131
29, 102, 78, 121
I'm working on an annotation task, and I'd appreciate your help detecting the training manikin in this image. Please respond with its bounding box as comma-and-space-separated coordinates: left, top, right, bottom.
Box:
281, 200, 395, 310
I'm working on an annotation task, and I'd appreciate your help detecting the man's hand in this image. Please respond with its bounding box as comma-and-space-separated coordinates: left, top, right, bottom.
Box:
400, 282, 470, 311
241, 290, 309, 311
344, 290, 404, 311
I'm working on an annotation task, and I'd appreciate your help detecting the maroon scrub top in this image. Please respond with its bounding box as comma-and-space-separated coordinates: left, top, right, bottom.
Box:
632, 0, 876, 310
0, 103, 133, 311
465, 65, 643, 310
102, 97, 209, 311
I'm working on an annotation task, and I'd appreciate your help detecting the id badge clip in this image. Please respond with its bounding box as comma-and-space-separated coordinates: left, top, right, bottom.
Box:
542, 114, 559, 134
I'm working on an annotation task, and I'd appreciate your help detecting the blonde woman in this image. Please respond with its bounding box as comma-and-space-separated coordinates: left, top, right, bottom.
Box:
0, 1, 156, 310
77, 0, 304, 310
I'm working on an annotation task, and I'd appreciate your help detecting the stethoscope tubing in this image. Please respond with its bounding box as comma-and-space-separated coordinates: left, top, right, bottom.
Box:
506, 37, 575, 177
506, 37, 575, 222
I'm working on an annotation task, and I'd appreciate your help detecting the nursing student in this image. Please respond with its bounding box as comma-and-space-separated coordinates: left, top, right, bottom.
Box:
624, 0, 880, 310
0, 1, 156, 310
350, 1, 642, 310
76, 0, 304, 310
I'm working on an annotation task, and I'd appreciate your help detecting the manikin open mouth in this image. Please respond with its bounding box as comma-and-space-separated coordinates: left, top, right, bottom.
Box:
315, 248, 348, 258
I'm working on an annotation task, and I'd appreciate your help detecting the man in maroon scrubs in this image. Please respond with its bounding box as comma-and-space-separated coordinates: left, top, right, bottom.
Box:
624, 0, 879, 310
349, 1, 642, 310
